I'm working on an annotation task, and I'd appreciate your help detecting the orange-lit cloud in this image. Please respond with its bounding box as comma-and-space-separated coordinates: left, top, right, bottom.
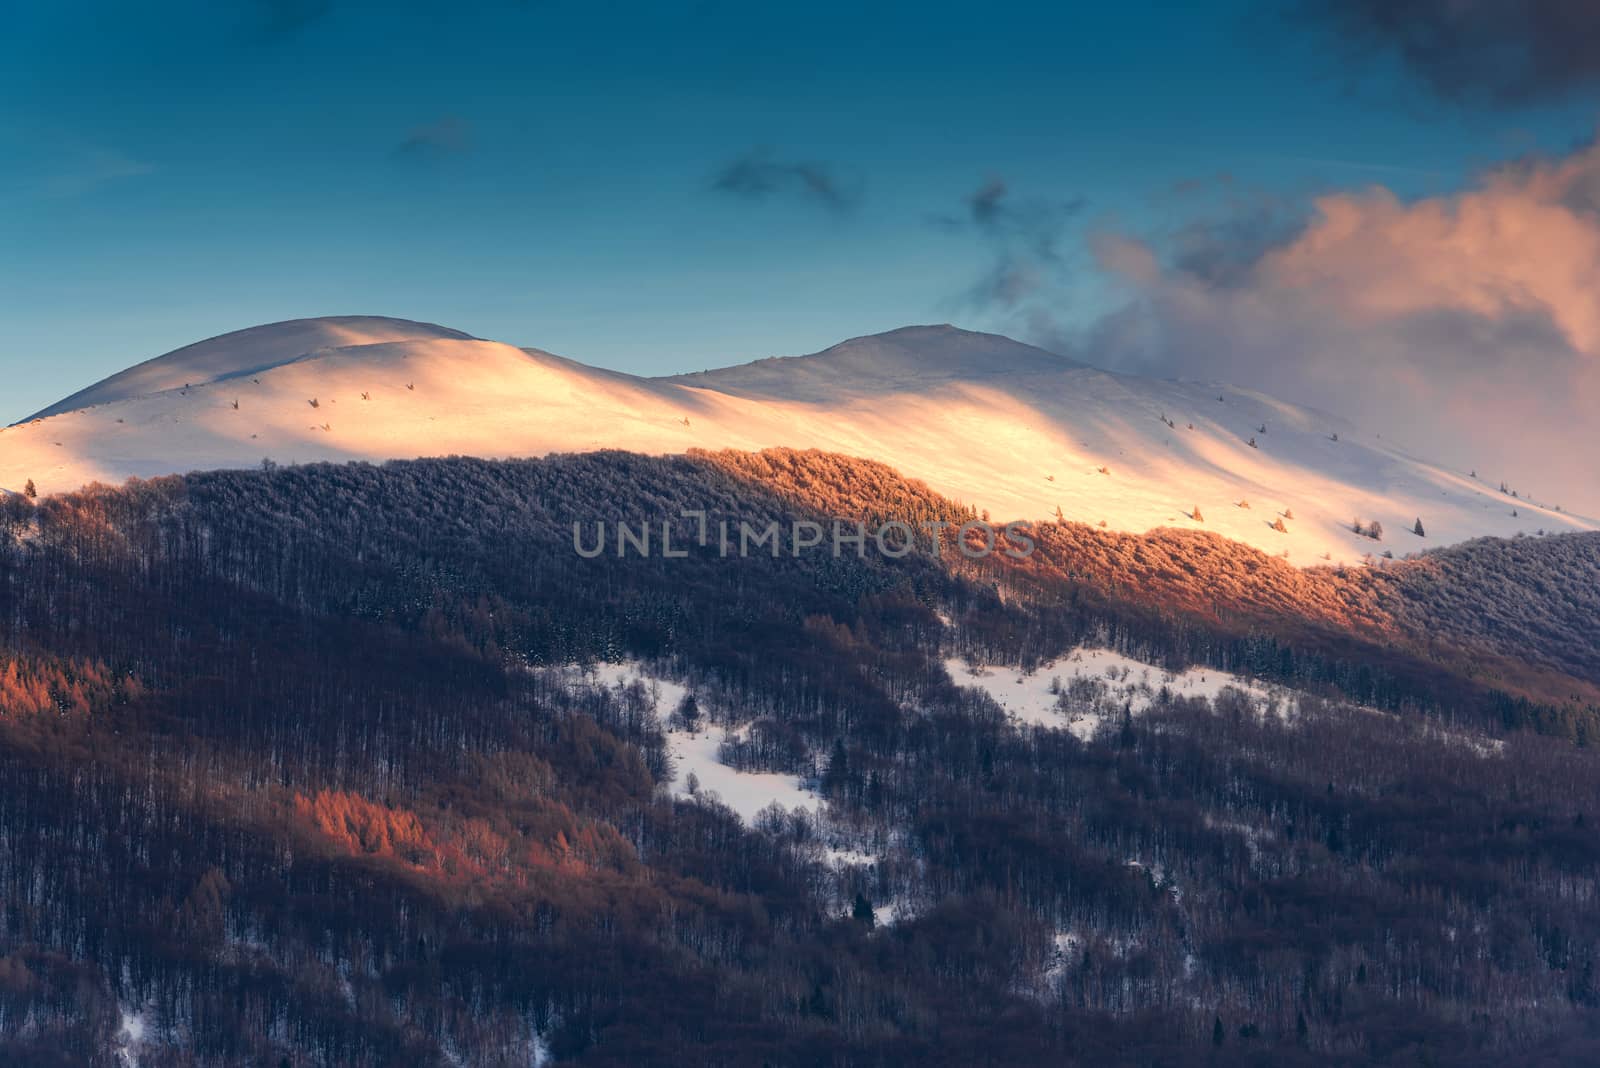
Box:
1085, 140, 1600, 515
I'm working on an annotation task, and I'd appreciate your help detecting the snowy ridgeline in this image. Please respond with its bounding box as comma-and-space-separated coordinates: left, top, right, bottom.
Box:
5, 317, 1593, 566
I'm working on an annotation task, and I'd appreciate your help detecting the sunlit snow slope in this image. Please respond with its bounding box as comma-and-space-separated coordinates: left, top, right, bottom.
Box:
24, 316, 473, 421
2, 316, 1591, 565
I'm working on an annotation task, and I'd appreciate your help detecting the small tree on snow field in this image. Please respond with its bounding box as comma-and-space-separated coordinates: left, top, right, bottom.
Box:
23, 479, 36, 500
1413, 518, 1425, 537
673, 693, 701, 732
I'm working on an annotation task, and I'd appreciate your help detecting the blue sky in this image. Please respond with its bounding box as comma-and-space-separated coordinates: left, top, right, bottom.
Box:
4, 0, 1597, 425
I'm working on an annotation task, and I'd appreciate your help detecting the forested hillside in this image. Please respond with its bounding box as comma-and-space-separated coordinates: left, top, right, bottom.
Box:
0, 451, 1598, 1066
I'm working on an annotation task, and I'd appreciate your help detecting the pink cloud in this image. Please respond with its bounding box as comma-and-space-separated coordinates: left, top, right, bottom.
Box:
1085, 141, 1600, 515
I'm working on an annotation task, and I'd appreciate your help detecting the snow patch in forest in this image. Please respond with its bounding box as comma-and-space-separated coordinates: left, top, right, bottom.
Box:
1042, 930, 1082, 990
838, 897, 909, 928
114, 1005, 149, 1067
821, 845, 878, 868
531, 1028, 553, 1068
1203, 813, 1275, 862
575, 664, 889, 883
946, 648, 1296, 740
584, 663, 823, 823
441, 1024, 549, 1068
1126, 858, 1182, 904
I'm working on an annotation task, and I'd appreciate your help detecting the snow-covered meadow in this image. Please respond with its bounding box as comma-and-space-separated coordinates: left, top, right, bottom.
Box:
945, 648, 1297, 740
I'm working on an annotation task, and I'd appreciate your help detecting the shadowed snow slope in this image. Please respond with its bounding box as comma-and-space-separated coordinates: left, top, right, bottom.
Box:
2, 317, 1592, 565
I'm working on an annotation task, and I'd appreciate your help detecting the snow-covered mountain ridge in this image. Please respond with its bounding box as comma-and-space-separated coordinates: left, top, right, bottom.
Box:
2, 316, 1591, 565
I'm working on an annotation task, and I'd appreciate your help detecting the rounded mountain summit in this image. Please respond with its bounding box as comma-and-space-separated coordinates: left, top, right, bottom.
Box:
26, 317, 475, 422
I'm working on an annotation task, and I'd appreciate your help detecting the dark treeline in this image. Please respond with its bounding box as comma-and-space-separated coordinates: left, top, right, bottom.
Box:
0, 451, 1597, 1065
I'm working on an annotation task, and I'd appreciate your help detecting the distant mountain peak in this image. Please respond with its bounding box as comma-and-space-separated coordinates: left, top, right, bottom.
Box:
667, 323, 1077, 400
857, 322, 1006, 339
863, 322, 963, 338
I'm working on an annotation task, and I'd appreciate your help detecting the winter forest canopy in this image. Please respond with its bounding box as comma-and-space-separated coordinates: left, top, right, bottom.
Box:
0, 448, 1597, 1064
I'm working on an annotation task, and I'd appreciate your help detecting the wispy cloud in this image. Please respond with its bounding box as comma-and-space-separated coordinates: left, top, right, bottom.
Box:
933, 177, 1086, 310
37, 143, 154, 200
48, 150, 152, 198
392, 117, 473, 160
709, 149, 859, 212
943, 177, 1085, 261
